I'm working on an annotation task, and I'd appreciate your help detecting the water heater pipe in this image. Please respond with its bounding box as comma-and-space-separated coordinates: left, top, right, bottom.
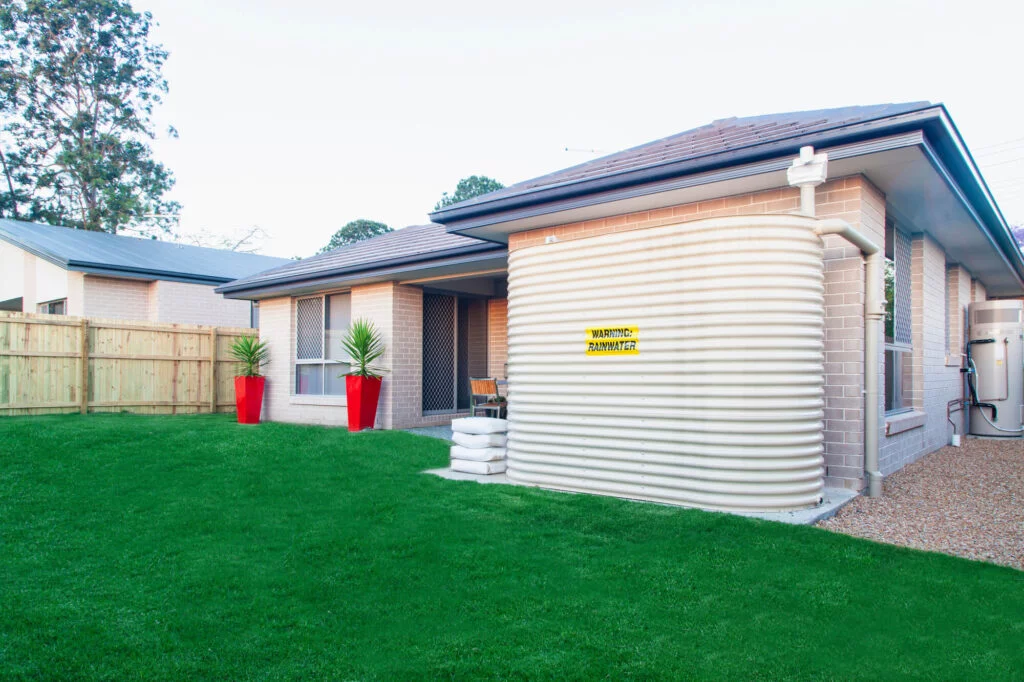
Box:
789, 147, 884, 497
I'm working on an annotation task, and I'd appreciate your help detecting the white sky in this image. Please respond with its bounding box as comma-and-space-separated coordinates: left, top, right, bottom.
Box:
138, 0, 1024, 258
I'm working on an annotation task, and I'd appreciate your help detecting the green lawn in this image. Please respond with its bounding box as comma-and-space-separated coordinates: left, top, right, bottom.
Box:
1, 415, 1022, 680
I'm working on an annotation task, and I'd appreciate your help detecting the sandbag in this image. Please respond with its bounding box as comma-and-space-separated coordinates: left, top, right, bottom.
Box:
450, 445, 506, 462
451, 417, 508, 435
450, 458, 507, 475
452, 431, 508, 448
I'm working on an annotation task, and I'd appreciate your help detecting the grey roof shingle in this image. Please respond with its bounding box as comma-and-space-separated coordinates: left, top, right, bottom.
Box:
433, 102, 934, 215
217, 223, 503, 294
0, 219, 291, 284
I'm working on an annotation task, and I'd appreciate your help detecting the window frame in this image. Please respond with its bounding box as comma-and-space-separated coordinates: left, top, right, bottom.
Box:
294, 293, 351, 397
884, 219, 913, 415
37, 298, 67, 315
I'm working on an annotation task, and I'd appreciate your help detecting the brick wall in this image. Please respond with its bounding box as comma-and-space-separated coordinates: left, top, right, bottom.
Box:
256, 282, 462, 430
487, 298, 508, 379
82, 275, 151, 321
149, 279, 253, 327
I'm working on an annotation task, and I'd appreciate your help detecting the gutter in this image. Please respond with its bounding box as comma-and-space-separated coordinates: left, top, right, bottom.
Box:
216, 242, 506, 297
217, 248, 508, 299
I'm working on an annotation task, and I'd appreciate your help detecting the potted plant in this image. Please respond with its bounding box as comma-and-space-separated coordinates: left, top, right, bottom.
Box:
229, 335, 270, 424
341, 318, 386, 432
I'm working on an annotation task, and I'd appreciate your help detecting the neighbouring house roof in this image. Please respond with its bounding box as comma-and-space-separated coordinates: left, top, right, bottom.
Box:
430, 103, 934, 221
0, 219, 291, 285
215, 223, 505, 297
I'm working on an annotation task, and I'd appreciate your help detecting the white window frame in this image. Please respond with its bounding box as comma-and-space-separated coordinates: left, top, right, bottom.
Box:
884, 219, 913, 415
294, 293, 350, 397
37, 298, 67, 315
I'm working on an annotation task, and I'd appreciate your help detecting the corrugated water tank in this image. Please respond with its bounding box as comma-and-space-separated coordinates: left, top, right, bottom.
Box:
505, 214, 830, 511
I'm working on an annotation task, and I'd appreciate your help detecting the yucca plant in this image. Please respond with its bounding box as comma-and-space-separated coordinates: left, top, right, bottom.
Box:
341, 318, 387, 379
229, 335, 270, 377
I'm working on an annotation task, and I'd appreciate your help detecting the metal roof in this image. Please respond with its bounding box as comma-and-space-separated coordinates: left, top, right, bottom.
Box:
0, 219, 292, 284
215, 223, 504, 296
430, 102, 934, 222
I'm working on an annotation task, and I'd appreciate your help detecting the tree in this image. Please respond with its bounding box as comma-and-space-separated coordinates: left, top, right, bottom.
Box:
0, 0, 179, 232
319, 219, 391, 254
434, 175, 504, 211
176, 225, 270, 254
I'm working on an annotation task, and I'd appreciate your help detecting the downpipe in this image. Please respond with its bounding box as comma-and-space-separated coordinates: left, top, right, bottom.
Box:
789, 146, 884, 497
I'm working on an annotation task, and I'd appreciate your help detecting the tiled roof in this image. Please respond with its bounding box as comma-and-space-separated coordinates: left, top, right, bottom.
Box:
436, 102, 933, 213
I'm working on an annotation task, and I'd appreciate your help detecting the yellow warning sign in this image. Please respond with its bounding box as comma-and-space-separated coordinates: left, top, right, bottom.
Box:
586, 325, 639, 355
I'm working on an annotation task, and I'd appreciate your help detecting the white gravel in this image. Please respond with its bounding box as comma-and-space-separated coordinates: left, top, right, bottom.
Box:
817, 438, 1024, 570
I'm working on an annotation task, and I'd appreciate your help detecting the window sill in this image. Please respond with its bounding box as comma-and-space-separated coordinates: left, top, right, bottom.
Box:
885, 410, 926, 436
289, 394, 347, 407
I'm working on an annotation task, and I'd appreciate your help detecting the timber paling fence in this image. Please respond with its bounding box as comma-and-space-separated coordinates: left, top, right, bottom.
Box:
0, 311, 256, 416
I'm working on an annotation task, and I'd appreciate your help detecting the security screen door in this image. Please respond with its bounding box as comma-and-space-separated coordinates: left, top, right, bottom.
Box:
422, 293, 488, 414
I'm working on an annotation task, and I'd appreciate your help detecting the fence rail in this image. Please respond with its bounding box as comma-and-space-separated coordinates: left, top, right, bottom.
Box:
0, 312, 256, 416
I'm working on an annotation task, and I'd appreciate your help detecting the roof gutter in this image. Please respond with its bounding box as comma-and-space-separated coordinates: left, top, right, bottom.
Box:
217, 246, 508, 298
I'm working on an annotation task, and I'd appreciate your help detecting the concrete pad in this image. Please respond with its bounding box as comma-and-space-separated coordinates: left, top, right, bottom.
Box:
405, 425, 454, 442
424, 465, 860, 525
730, 487, 860, 525
424, 467, 518, 485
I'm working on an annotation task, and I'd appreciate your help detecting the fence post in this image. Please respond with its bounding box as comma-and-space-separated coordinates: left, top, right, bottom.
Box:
79, 318, 89, 414
209, 327, 218, 413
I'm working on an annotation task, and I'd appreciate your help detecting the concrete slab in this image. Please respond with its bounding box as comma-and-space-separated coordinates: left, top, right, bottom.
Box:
405, 425, 454, 442
424, 467, 518, 485
730, 487, 860, 525
424, 465, 860, 525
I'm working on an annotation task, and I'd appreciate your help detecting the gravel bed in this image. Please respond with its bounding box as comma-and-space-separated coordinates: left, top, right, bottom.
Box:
817, 438, 1023, 570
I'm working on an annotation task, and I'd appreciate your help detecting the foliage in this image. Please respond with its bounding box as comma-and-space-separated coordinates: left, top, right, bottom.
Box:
340, 318, 386, 379
885, 258, 894, 340
228, 335, 269, 377
434, 175, 504, 211
319, 219, 391, 254
1, 413, 1023, 678
0, 0, 179, 232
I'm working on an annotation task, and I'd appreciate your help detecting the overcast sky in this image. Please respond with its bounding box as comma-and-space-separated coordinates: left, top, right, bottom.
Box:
138, 0, 1024, 258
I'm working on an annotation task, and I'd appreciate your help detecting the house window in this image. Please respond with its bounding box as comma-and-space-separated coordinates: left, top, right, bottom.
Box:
885, 219, 913, 413
295, 294, 351, 395
37, 298, 66, 315
250, 301, 260, 329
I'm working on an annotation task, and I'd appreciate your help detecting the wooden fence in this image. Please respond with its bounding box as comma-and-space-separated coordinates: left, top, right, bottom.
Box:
0, 311, 257, 416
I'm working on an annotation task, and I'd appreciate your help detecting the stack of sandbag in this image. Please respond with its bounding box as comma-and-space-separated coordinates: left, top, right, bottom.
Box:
449, 417, 508, 474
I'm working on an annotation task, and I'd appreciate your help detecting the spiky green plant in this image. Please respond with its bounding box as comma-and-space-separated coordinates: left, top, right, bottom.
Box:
229, 336, 270, 377
341, 318, 387, 379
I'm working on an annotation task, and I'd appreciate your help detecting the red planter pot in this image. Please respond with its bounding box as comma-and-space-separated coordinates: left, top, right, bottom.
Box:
234, 376, 266, 424
346, 375, 382, 432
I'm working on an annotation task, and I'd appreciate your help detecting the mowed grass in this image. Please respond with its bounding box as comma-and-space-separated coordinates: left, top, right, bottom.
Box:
1, 415, 1022, 680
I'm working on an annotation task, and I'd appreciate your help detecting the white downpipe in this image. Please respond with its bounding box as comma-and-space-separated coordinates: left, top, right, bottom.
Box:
789, 146, 884, 498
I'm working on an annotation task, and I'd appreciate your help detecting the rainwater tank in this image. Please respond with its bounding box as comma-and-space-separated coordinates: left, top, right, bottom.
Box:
505, 214, 832, 511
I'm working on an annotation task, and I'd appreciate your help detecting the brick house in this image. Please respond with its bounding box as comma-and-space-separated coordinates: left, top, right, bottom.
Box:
0, 220, 290, 327
218, 102, 1024, 510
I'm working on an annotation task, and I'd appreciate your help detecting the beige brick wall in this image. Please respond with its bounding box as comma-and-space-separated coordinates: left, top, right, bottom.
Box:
971, 279, 987, 302
257, 295, 348, 427
487, 298, 508, 379
149, 279, 253, 327
82, 275, 151, 321
257, 282, 462, 430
